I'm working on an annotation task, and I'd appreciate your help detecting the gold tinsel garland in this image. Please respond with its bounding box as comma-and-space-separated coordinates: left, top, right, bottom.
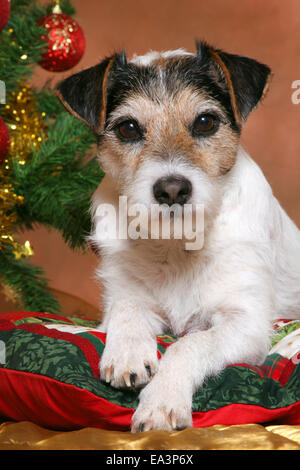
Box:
0, 84, 47, 259
1, 84, 47, 166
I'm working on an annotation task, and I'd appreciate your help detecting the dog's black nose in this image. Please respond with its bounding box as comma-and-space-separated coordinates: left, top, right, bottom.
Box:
153, 175, 192, 206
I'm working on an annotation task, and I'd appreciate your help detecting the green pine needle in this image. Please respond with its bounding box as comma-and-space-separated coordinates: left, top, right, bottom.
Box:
11, 114, 103, 250
0, 0, 104, 313
0, 245, 61, 314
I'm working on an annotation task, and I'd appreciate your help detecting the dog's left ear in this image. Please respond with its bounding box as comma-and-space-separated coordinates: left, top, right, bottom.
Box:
196, 41, 272, 125
55, 52, 126, 134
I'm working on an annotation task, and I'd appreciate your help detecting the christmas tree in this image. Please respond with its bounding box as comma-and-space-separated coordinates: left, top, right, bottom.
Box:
0, 0, 103, 313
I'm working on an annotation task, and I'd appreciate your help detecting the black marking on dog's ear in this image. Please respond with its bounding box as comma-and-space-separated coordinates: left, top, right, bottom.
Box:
56, 53, 126, 134
196, 40, 272, 125
195, 39, 211, 64
214, 49, 272, 123
116, 50, 127, 67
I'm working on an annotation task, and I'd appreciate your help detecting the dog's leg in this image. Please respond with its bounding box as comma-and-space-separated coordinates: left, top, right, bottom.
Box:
99, 300, 162, 389
131, 268, 273, 432
131, 310, 271, 432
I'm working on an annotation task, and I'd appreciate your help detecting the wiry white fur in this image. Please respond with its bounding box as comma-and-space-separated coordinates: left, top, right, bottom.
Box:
130, 48, 194, 66
90, 144, 300, 432
89, 47, 300, 431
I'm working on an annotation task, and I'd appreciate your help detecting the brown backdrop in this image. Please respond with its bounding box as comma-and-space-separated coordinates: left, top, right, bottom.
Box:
23, 0, 300, 309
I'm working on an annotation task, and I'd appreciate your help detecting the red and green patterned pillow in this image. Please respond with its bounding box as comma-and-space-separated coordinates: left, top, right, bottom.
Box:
0, 311, 299, 431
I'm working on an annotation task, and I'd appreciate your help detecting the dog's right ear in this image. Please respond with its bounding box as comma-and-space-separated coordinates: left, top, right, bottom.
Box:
56, 52, 126, 134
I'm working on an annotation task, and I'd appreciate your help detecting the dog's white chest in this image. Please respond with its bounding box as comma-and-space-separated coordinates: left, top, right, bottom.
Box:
130, 242, 209, 335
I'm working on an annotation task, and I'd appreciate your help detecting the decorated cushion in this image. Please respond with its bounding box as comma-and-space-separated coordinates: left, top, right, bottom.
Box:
0, 312, 299, 431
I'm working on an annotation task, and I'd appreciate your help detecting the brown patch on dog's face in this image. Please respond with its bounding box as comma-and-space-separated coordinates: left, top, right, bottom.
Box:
98, 82, 240, 186
188, 124, 239, 176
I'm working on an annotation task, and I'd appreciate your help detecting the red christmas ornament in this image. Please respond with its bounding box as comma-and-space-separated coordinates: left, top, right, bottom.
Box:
0, 116, 10, 162
38, 12, 85, 72
0, 0, 10, 32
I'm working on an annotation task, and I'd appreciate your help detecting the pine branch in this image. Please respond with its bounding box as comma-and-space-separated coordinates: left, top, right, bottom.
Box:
35, 87, 65, 117
11, 114, 104, 250
0, 1, 78, 95
0, 0, 100, 314
0, 244, 61, 314
0, 1, 47, 94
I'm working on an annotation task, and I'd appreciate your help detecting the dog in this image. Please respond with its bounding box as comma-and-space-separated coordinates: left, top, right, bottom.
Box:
56, 40, 300, 433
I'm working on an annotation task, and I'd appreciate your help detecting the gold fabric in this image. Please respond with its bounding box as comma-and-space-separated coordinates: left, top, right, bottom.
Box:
0, 421, 299, 450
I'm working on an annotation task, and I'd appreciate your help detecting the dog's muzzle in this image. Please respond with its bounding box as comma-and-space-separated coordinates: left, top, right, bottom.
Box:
153, 175, 192, 206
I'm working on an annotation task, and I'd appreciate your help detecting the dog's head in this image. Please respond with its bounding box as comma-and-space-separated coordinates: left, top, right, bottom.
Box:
57, 41, 271, 214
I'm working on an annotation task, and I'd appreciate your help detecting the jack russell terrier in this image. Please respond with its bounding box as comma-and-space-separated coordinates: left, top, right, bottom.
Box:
57, 41, 300, 433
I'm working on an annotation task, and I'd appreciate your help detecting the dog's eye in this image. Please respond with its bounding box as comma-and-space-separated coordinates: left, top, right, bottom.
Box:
192, 113, 219, 137
116, 120, 142, 141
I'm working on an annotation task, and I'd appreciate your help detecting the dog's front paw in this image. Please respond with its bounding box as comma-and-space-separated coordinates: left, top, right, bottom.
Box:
131, 377, 193, 432
100, 335, 158, 389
